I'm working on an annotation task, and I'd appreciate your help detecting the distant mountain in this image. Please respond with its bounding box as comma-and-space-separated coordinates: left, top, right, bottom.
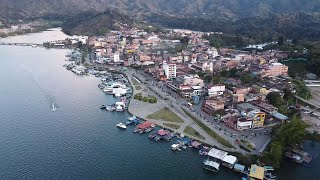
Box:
61, 10, 133, 36
1, 0, 320, 40
1, 0, 320, 20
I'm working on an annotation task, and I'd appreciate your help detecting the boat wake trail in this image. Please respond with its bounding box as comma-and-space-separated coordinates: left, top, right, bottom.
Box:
20, 64, 58, 112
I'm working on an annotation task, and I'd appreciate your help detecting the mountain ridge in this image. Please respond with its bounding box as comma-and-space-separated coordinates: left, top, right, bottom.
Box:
1, 0, 320, 20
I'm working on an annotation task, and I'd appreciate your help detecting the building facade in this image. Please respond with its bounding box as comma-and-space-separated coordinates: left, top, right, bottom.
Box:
163, 63, 177, 79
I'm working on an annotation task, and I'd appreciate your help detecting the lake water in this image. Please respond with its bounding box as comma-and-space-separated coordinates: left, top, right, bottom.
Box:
0, 29, 319, 180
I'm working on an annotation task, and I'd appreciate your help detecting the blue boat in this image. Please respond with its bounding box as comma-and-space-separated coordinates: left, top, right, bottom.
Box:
125, 121, 134, 126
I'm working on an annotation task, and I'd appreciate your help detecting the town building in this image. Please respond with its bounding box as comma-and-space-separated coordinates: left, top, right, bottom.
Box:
237, 117, 252, 130
202, 98, 225, 115
260, 63, 288, 77
163, 62, 177, 79
208, 84, 225, 97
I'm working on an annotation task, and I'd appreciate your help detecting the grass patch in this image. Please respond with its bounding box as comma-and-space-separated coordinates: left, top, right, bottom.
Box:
131, 77, 140, 86
147, 107, 184, 123
163, 123, 180, 130
184, 126, 205, 140
182, 108, 234, 148
135, 86, 142, 90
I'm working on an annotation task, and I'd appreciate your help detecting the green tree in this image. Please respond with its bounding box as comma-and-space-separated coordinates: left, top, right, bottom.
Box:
265, 141, 283, 168
229, 68, 238, 78
278, 36, 285, 46
212, 76, 221, 84
240, 74, 254, 84
204, 74, 213, 83
266, 92, 288, 114
76, 41, 83, 49
266, 92, 284, 107
261, 114, 307, 168
276, 114, 308, 147
294, 80, 311, 99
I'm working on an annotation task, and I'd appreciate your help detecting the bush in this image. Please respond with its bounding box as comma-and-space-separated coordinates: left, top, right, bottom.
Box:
143, 96, 149, 102
134, 93, 143, 100
148, 96, 158, 103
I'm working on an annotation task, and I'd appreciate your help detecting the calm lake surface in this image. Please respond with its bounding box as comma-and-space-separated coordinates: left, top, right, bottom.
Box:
0, 29, 319, 180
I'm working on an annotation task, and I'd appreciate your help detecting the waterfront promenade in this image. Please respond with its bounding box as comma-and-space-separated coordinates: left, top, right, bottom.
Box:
125, 69, 246, 153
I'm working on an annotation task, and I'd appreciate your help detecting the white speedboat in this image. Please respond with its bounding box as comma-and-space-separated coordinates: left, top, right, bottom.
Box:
116, 123, 127, 129
103, 82, 127, 95
115, 102, 125, 111
51, 103, 57, 112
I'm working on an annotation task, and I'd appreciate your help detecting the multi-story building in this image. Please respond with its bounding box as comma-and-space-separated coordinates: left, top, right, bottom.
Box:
261, 63, 288, 77
202, 98, 225, 115
163, 62, 177, 79
208, 84, 225, 97
237, 117, 252, 130
113, 53, 120, 62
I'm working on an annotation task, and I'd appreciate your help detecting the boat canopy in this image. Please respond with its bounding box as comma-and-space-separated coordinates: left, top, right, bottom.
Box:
264, 166, 274, 171
249, 165, 265, 180
234, 163, 245, 172
222, 155, 237, 165
157, 129, 170, 136
191, 141, 202, 148
208, 148, 228, 160
204, 160, 220, 169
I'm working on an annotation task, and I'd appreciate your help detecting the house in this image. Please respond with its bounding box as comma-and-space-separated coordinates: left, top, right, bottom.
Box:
252, 101, 278, 114
202, 98, 224, 115
246, 110, 266, 129
260, 63, 288, 77
233, 86, 251, 95
237, 103, 259, 113
233, 94, 245, 103
245, 93, 264, 102
225, 78, 241, 86
252, 85, 269, 95
139, 54, 152, 62
237, 117, 252, 130
208, 84, 225, 97
224, 116, 238, 129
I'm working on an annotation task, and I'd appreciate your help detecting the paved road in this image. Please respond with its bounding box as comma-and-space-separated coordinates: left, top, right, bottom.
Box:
128, 69, 274, 154
125, 69, 244, 152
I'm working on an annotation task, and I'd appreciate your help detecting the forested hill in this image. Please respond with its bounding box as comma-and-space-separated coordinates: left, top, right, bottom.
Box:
1, 0, 320, 20
147, 12, 320, 41
1, 0, 320, 41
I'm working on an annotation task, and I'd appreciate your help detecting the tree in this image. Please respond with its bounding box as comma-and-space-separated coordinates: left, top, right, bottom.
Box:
76, 41, 83, 50
276, 114, 308, 147
261, 114, 307, 168
229, 68, 238, 78
294, 80, 311, 99
212, 76, 221, 84
240, 74, 254, 84
278, 36, 285, 46
204, 74, 213, 83
266, 92, 284, 107
180, 36, 190, 45
266, 141, 283, 168
266, 92, 288, 114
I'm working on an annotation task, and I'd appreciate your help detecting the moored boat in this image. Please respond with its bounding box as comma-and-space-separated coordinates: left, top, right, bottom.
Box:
116, 123, 127, 129
100, 105, 106, 109
171, 144, 181, 151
